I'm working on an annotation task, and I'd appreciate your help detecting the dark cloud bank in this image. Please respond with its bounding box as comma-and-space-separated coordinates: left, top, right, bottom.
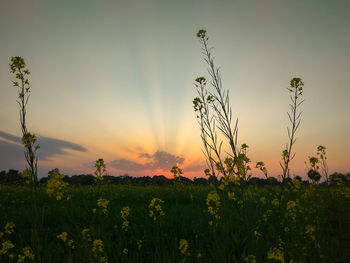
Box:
0, 130, 87, 173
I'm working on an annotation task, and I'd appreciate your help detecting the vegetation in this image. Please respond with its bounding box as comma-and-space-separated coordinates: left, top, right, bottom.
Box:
9, 57, 40, 186
1, 30, 349, 262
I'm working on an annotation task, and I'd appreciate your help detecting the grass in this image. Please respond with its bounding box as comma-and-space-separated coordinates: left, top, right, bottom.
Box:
1, 184, 350, 262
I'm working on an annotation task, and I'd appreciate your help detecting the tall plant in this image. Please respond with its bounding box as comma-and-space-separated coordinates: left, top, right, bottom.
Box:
280, 78, 304, 183
194, 29, 252, 182
196, 29, 239, 158
10, 57, 40, 185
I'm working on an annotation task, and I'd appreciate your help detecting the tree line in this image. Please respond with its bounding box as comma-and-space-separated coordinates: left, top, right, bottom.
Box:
1, 168, 349, 187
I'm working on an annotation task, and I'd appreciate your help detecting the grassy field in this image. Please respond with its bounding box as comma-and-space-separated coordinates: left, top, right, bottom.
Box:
0, 183, 350, 263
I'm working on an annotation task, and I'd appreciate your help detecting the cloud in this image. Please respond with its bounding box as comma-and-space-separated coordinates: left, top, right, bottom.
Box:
0, 130, 87, 161
0, 130, 87, 173
109, 159, 149, 171
151, 151, 184, 170
110, 151, 184, 172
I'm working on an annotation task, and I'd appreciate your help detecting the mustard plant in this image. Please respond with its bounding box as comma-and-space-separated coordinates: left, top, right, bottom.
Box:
171, 165, 183, 185
196, 29, 239, 158
9, 57, 40, 185
317, 145, 329, 184
194, 29, 253, 183
94, 158, 106, 184
193, 76, 225, 178
280, 77, 304, 182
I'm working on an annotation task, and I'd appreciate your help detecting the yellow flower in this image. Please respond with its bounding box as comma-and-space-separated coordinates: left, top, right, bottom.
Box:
196, 29, 206, 38
92, 239, 104, 253
272, 198, 279, 207
122, 248, 128, 255
244, 254, 256, 263
4, 222, 15, 235
22, 246, 35, 259
57, 232, 68, 242
260, 197, 266, 204
100, 256, 108, 263
137, 240, 143, 250
254, 230, 261, 239
97, 198, 109, 209
267, 247, 284, 263
82, 228, 92, 242
179, 239, 188, 255
18, 254, 25, 263
0, 240, 14, 255
149, 198, 165, 221
46, 171, 68, 200
228, 192, 235, 200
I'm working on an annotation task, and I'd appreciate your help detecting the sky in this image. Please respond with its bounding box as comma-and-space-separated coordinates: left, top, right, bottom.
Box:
0, 0, 349, 179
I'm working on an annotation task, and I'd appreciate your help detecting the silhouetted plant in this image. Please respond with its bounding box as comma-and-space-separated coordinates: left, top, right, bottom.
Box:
279, 78, 304, 183
9, 57, 40, 186
94, 158, 106, 184
196, 29, 239, 158
193, 76, 225, 179
171, 165, 183, 185
194, 29, 254, 182
317, 145, 329, 184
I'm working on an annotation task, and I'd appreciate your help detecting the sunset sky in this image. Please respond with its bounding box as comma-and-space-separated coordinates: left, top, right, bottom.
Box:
0, 0, 349, 179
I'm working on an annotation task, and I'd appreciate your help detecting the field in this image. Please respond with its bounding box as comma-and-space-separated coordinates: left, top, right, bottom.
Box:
1, 183, 350, 263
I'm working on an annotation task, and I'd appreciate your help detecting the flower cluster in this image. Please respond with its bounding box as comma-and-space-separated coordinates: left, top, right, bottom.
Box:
46, 171, 68, 200
121, 206, 130, 231
206, 191, 221, 225
149, 198, 165, 221
267, 246, 284, 263
57, 232, 75, 249
196, 29, 206, 39
97, 198, 109, 215
17, 246, 35, 263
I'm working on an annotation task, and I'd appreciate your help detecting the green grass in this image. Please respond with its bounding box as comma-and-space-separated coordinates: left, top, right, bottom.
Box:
0, 184, 349, 262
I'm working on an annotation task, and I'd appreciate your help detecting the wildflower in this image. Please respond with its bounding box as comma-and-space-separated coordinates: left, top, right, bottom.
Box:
137, 240, 143, 250
122, 248, 128, 255
92, 208, 97, 214
18, 246, 35, 262
18, 254, 26, 263
227, 192, 235, 200
206, 191, 221, 224
305, 225, 316, 241
272, 198, 279, 207
267, 247, 284, 263
57, 232, 68, 242
254, 230, 261, 239
218, 184, 225, 190
195, 76, 206, 84
92, 239, 104, 253
46, 171, 68, 200
22, 246, 35, 259
67, 239, 75, 249
179, 239, 188, 255
4, 222, 15, 235
121, 206, 130, 230
149, 198, 165, 221
97, 198, 109, 209
100, 257, 108, 263
244, 254, 256, 263
196, 29, 206, 38
82, 228, 92, 242
97, 198, 109, 215
0, 240, 14, 255
260, 197, 266, 204
197, 253, 203, 258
